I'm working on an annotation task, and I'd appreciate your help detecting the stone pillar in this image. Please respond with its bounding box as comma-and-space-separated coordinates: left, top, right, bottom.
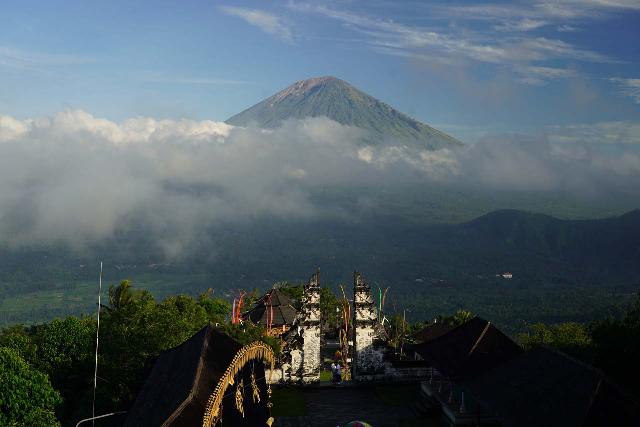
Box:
352, 271, 384, 381
300, 269, 321, 383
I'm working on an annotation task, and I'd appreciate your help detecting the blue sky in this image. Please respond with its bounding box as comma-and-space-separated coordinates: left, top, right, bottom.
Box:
0, 0, 639, 142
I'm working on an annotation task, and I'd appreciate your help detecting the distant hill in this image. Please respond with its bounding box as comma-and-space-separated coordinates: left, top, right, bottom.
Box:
226, 76, 463, 150
445, 209, 640, 283
2, 208, 640, 326
2, 209, 640, 291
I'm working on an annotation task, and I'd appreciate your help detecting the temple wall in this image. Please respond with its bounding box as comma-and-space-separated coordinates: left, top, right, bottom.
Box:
267, 270, 321, 384
301, 324, 321, 383
353, 271, 386, 381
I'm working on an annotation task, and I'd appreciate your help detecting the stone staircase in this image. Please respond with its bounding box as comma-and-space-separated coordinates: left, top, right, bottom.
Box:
412, 380, 443, 418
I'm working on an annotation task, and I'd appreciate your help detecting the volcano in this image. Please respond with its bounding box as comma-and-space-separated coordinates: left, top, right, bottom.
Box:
226, 76, 462, 149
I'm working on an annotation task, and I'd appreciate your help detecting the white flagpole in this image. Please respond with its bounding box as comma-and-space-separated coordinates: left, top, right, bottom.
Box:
92, 262, 103, 426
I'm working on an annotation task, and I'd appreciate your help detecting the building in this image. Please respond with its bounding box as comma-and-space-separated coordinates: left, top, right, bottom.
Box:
243, 288, 298, 336
412, 318, 640, 426
124, 324, 275, 427
352, 271, 387, 381
412, 317, 524, 424
461, 346, 640, 427
266, 270, 322, 384
413, 317, 523, 380
412, 323, 454, 344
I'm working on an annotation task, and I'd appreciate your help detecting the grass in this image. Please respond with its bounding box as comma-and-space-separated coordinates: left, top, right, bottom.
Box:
271, 387, 307, 417
320, 370, 332, 381
0, 275, 195, 326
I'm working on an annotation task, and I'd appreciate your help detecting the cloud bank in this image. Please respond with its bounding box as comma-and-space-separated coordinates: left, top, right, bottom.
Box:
0, 110, 639, 255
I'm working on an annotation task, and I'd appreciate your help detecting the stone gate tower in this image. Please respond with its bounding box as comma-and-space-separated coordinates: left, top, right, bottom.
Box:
300, 269, 321, 383
352, 271, 385, 381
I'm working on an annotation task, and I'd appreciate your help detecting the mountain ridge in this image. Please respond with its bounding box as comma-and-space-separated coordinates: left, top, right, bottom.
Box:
226, 76, 463, 150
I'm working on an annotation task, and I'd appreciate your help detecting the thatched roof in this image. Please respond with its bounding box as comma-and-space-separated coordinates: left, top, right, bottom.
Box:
124, 325, 269, 426
243, 288, 298, 327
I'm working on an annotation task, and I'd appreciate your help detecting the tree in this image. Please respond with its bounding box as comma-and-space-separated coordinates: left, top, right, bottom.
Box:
436, 309, 474, 327
517, 322, 592, 359
98, 281, 228, 410
222, 322, 281, 355
275, 283, 304, 310
590, 294, 640, 394
29, 317, 96, 424
0, 347, 61, 427
319, 287, 340, 333
108, 279, 137, 309
198, 289, 231, 324
0, 325, 36, 363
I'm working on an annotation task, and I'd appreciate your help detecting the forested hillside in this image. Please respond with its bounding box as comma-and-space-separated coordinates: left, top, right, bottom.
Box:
1, 209, 639, 329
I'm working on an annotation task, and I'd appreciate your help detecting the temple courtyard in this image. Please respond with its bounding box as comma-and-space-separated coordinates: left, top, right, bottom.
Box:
273, 383, 448, 427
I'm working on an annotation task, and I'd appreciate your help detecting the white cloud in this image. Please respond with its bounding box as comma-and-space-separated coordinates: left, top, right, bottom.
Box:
609, 77, 640, 103
557, 24, 579, 32
219, 6, 293, 42
289, 2, 614, 85
0, 115, 28, 141
546, 121, 640, 144
494, 19, 549, 32
439, 0, 640, 26
0, 110, 639, 255
516, 65, 577, 85
0, 46, 91, 72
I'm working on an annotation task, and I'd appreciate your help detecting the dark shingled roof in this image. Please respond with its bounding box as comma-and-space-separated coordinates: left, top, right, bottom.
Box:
412, 316, 522, 379
243, 288, 298, 327
412, 323, 453, 343
124, 325, 269, 427
462, 346, 640, 427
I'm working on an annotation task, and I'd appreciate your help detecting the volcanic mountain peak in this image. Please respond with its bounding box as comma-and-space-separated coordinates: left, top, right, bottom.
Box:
227, 76, 463, 150
271, 76, 338, 102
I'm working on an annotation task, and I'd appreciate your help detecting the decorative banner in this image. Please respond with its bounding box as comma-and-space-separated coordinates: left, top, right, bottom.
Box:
235, 378, 245, 418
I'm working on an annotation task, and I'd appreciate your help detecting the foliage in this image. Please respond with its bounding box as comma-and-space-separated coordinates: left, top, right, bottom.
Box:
274, 283, 304, 310
198, 289, 231, 324
517, 322, 592, 359
20, 407, 62, 427
0, 347, 61, 427
589, 294, 640, 394
221, 322, 281, 355
0, 325, 36, 362
32, 317, 96, 423
32, 317, 96, 382
514, 294, 640, 395
437, 309, 474, 327
0, 280, 252, 425
5, 207, 640, 330
319, 287, 340, 331
98, 281, 216, 408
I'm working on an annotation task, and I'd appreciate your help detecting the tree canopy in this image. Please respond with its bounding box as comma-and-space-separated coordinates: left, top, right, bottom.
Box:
0, 346, 61, 427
